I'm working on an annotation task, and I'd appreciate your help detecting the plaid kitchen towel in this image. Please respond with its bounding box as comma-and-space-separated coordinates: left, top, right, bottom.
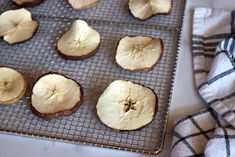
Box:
170, 8, 235, 156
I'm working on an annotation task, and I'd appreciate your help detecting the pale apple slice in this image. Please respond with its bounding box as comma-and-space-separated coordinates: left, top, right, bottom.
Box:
0, 8, 38, 44
12, 0, 44, 6
31, 73, 83, 120
115, 36, 163, 71
0, 67, 27, 105
68, 0, 100, 10
129, 0, 172, 20
96, 80, 157, 131
57, 20, 100, 60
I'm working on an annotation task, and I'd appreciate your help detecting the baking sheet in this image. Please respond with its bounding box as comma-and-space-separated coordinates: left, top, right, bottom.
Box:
0, 0, 185, 154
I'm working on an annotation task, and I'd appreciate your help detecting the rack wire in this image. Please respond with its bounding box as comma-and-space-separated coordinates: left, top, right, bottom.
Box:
0, 0, 185, 154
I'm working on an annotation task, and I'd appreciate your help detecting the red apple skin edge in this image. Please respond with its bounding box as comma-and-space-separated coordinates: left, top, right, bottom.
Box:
56, 43, 101, 61
12, 0, 44, 7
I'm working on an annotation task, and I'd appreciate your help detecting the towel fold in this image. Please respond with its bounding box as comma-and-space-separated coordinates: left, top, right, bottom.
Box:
171, 8, 235, 157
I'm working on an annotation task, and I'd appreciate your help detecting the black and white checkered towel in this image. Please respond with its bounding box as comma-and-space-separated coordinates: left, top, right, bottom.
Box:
170, 8, 235, 157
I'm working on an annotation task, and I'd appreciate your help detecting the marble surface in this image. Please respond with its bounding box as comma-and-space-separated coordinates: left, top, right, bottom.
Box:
1, 0, 235, 156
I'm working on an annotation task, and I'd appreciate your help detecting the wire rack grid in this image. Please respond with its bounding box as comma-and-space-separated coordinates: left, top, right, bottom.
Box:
0, 0, 185, 154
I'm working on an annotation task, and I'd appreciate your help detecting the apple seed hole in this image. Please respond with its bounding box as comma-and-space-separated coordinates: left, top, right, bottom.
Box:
124, 97, 137, 112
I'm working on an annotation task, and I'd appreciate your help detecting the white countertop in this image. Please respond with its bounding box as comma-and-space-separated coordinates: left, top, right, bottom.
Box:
1, 0, 235, 157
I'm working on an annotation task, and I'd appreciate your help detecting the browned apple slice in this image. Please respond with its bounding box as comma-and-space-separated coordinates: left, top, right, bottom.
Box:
12, 0, 44, 7
0, 8, 38, 44
57, 20, 100, 60
115, 36, 163, 71
129, 0, 172, 20
68, 0, 100, 10
96, 80, 157, 131
31, 73, 83, 120
0, 67, 27, 105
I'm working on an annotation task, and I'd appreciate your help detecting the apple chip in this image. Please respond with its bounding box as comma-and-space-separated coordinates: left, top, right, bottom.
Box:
115, 36, 163, 71
31, 73, 83, 119
57, 20, 100, 60
129, 0, 172, 20
0, 67, 27, 105
0, 8, 38, 44
96, 80, 157, 131
68, 0, 100, 10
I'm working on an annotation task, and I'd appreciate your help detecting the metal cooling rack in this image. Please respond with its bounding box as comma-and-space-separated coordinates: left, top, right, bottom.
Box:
0, 0, 185, 154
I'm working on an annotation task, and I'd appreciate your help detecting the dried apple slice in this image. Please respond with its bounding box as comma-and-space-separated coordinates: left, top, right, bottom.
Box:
57, 20, 100, 60
129, 0, 172, 20
31, 73, 83, 120
0, 8, 38, 44
0, 67, 27, 105
68, 0, 100, 10
96, 80, 157, 131
12, 0, 44, 7
115, 36, 163, 71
